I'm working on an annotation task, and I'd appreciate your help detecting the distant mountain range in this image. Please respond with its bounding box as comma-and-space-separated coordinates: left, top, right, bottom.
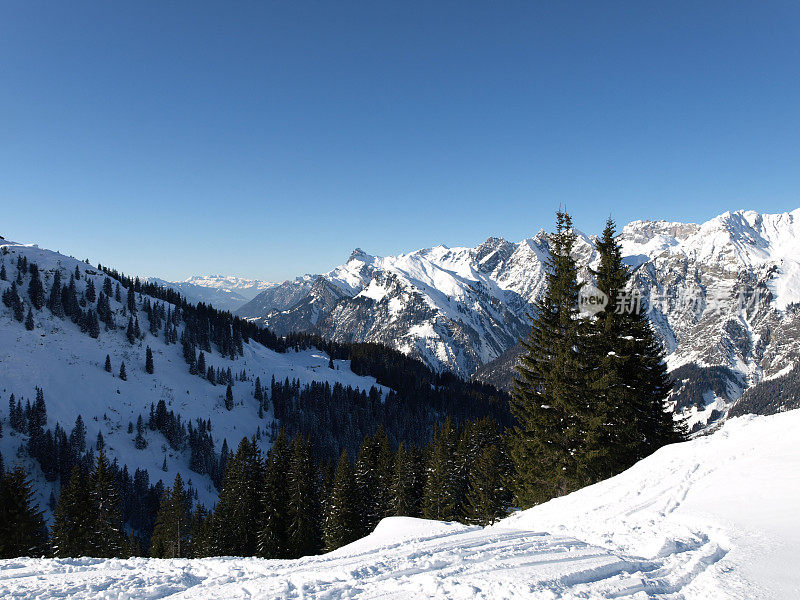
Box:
149, 275, 274, 312
169, 209, 800, 431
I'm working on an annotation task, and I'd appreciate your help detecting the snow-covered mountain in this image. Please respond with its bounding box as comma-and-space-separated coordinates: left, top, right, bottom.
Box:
4, 409, 796, 598
0, 240, 386, 513
151, 275, 274, 312
238, 209, 800, 429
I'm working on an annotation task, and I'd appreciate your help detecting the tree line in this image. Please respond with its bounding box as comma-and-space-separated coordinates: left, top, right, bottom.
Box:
0, 416, 511, 558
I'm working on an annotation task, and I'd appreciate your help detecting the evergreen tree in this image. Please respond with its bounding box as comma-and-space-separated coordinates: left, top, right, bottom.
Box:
257, 429, 290, 558
88, 451, 126, 557
150, 473, 191, 558
422, 418, 459, 521
322, 450, 359, 552
126, 317, 136, 344
508, 211, 589, 507
0, 467, 48, 558
353, 433, 378, 536
24, 307, 34, 330
145, 346, 154, 374
584, 218, 684, 481
187, 505, 213, 558
0, 263, 5, 280
51, 465, 94, 557
87, 309, 100, 338
48, 269, 65, 317
286, 435, 321, 558
119, 361, 127, 381
104, 354, 112, 373
390, 442, 422, 517
127, 284, 136, 313
27, 265, 45, 310
463, 443, 512, 526
225, 384, 234, 411
213, 437, 263, 556
85, 278, 96, 303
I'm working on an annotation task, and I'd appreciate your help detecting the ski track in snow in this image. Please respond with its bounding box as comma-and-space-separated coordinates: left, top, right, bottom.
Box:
3, 411, 798, 600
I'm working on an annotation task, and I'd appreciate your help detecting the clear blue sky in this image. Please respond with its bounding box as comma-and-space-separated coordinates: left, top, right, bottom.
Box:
2, 1, 799, 281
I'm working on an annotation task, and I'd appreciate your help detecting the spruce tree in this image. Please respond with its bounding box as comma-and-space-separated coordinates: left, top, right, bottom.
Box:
85, 278, 96, 303
145, 346, 154, 374
389, 442, 421, 517
508, 211, 589, 507
104, 354, 112, 373
286, 435, 321, 558
51, 465, 94, 557
0, 467, 48, 558
27, 266, 45, 310
258, 429, 290, 558
150, 473, 191, 558
353, 433, 378, 536
48, 269, 64, 317
322, 450, 359, 552
213, 437, 263, 556
225, 384, 234, 410
463, 443, 512, 526
89, 451, 126, 558
584, 218, 684, 480
119, 361, 127, 381
422, 417, 459, 521
126, 317, 136, 344
24, 307, 34, 330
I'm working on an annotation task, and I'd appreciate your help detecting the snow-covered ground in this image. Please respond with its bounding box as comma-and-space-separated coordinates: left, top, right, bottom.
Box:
2, 410, 797, 599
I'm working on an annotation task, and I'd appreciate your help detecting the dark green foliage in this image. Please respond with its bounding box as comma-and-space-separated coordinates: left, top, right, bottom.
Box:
126, 317, 136, 344
48, 269, 64, 317
89, 451, 127, 557
85, 278, 96, 302
583, 218, 683, 481
422, 418, 459, 521
286, 435, 322, 557
105, 354, 112, 373
119, 361, 127, 381
27, 265, 45, 309
508, 211, 591, 507
150, 473, 191, 558
145, 346, 154, 374
390, 442, 423, 517
258, 430, 290, 558
0, 467, 48, 558
322, 451, 359, 551
52, 465, 94, 557
463, 443, 512, 526
25, 306, 34, 330
225, 384, 233, 410
213, 438, 263, 556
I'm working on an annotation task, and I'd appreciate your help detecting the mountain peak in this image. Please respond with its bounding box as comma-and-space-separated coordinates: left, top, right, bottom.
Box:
349, 248, 369, 262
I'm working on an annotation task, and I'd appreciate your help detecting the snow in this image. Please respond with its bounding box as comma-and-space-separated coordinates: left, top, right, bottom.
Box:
2, 409, 797, 599
0, 239, 390, 514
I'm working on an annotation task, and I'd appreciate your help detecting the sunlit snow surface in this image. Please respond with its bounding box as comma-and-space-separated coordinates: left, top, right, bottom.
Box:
2, 410, 797, 599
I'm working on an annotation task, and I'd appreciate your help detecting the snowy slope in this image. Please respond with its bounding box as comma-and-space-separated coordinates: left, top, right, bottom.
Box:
2, 408, 796, 599
0, 239, 387, 512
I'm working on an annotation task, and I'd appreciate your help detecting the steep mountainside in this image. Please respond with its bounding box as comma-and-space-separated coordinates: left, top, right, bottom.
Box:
0, 239, 506, 521
238, 209, 800, 429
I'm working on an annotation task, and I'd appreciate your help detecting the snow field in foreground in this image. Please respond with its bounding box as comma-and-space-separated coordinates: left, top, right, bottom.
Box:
0, 410, 798, 599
